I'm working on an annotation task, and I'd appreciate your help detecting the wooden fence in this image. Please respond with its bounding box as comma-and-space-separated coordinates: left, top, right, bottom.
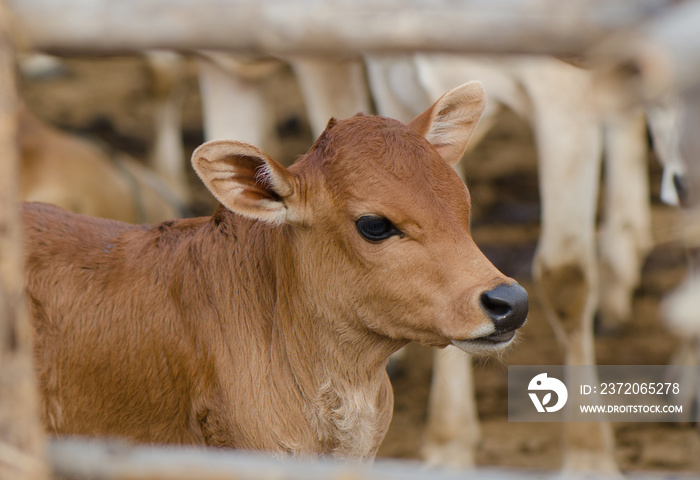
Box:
47, 438, 700, 480
6, 0, 678, 56
0, 2, 48, 479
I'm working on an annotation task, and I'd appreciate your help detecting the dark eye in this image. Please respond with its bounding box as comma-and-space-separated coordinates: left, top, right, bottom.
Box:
356, 215, 402, 242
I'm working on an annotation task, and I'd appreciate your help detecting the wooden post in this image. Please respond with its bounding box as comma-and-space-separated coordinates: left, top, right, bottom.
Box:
8, 0, 674, 56
0, 1, 48, 479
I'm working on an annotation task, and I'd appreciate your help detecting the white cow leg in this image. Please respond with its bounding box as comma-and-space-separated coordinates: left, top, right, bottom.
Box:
145, 51, 190, 201
364, 54, 430, 122
520, 60, 618, 475
661, 85, 700, 427
598, 107, 652, 332
534, 251, 617, 474
422, 347, 480, 468
289, 57, 372, 137
197, 54, 281, 159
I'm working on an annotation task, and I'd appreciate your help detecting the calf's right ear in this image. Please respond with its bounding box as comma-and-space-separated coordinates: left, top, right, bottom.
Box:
192, 140, 301, 225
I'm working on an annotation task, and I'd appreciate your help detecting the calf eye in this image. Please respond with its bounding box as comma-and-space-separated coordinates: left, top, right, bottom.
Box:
356, 215, 402, 242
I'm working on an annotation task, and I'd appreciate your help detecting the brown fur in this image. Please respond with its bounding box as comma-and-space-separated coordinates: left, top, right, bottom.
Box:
23, 82, 520, 459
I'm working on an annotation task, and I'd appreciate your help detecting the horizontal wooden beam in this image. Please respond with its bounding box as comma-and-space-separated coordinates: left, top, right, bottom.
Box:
48, 438, 691, 480
48, 438, 532, 480
10, 0, 673, 56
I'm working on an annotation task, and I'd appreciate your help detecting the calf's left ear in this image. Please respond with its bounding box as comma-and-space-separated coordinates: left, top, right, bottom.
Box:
408, 81, 486, 166
192, 140, 301, 225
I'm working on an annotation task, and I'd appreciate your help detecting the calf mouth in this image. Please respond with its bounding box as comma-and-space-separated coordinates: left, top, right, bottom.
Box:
479, 330, 516, 343
450, 329, 517, 354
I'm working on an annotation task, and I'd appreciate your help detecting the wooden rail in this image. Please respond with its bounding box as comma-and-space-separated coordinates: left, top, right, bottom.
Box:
10, 0, 700, 98
48, 438, 698, 480
9, 0, 674, 56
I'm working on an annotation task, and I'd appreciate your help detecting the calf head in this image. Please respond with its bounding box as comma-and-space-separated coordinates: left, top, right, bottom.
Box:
192, 82, 527, 355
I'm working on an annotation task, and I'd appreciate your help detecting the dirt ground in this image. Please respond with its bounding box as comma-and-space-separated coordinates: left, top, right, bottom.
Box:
21, 56, 700, 476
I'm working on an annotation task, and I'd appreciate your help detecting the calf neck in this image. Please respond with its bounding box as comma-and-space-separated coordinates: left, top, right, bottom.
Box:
24, 82, 527, 459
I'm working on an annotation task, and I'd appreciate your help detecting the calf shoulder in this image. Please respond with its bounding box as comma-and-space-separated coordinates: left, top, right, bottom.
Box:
22, 202, 225, 443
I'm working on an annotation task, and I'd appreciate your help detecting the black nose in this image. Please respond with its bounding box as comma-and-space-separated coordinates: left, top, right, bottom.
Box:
480, 283, 528, 333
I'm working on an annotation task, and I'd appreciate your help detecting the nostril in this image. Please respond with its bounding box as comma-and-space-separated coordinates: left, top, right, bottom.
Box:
480, 283, 529, 332
480, 292, 512, 317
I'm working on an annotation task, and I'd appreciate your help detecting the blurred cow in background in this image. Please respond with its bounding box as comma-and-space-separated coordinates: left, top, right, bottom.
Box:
19, 52, 189, 224
18, 108, 187, 224
652, 92, 700, 424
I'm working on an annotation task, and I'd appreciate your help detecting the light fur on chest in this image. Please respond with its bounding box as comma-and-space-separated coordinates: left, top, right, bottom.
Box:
311, 379, 383, 459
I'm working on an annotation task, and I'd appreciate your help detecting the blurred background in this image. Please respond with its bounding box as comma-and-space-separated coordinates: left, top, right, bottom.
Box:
5, 0, 700, 477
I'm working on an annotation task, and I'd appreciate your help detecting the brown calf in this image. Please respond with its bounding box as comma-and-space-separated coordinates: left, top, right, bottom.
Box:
23, 82, 527, 459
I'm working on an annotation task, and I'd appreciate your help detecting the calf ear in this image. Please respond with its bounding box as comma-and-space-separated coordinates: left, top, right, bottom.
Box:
408, 81, 486, 166
192, 140, 299, 224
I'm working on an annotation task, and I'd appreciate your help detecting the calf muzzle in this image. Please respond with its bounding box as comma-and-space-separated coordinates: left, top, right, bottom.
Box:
479, 283, 529, 338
